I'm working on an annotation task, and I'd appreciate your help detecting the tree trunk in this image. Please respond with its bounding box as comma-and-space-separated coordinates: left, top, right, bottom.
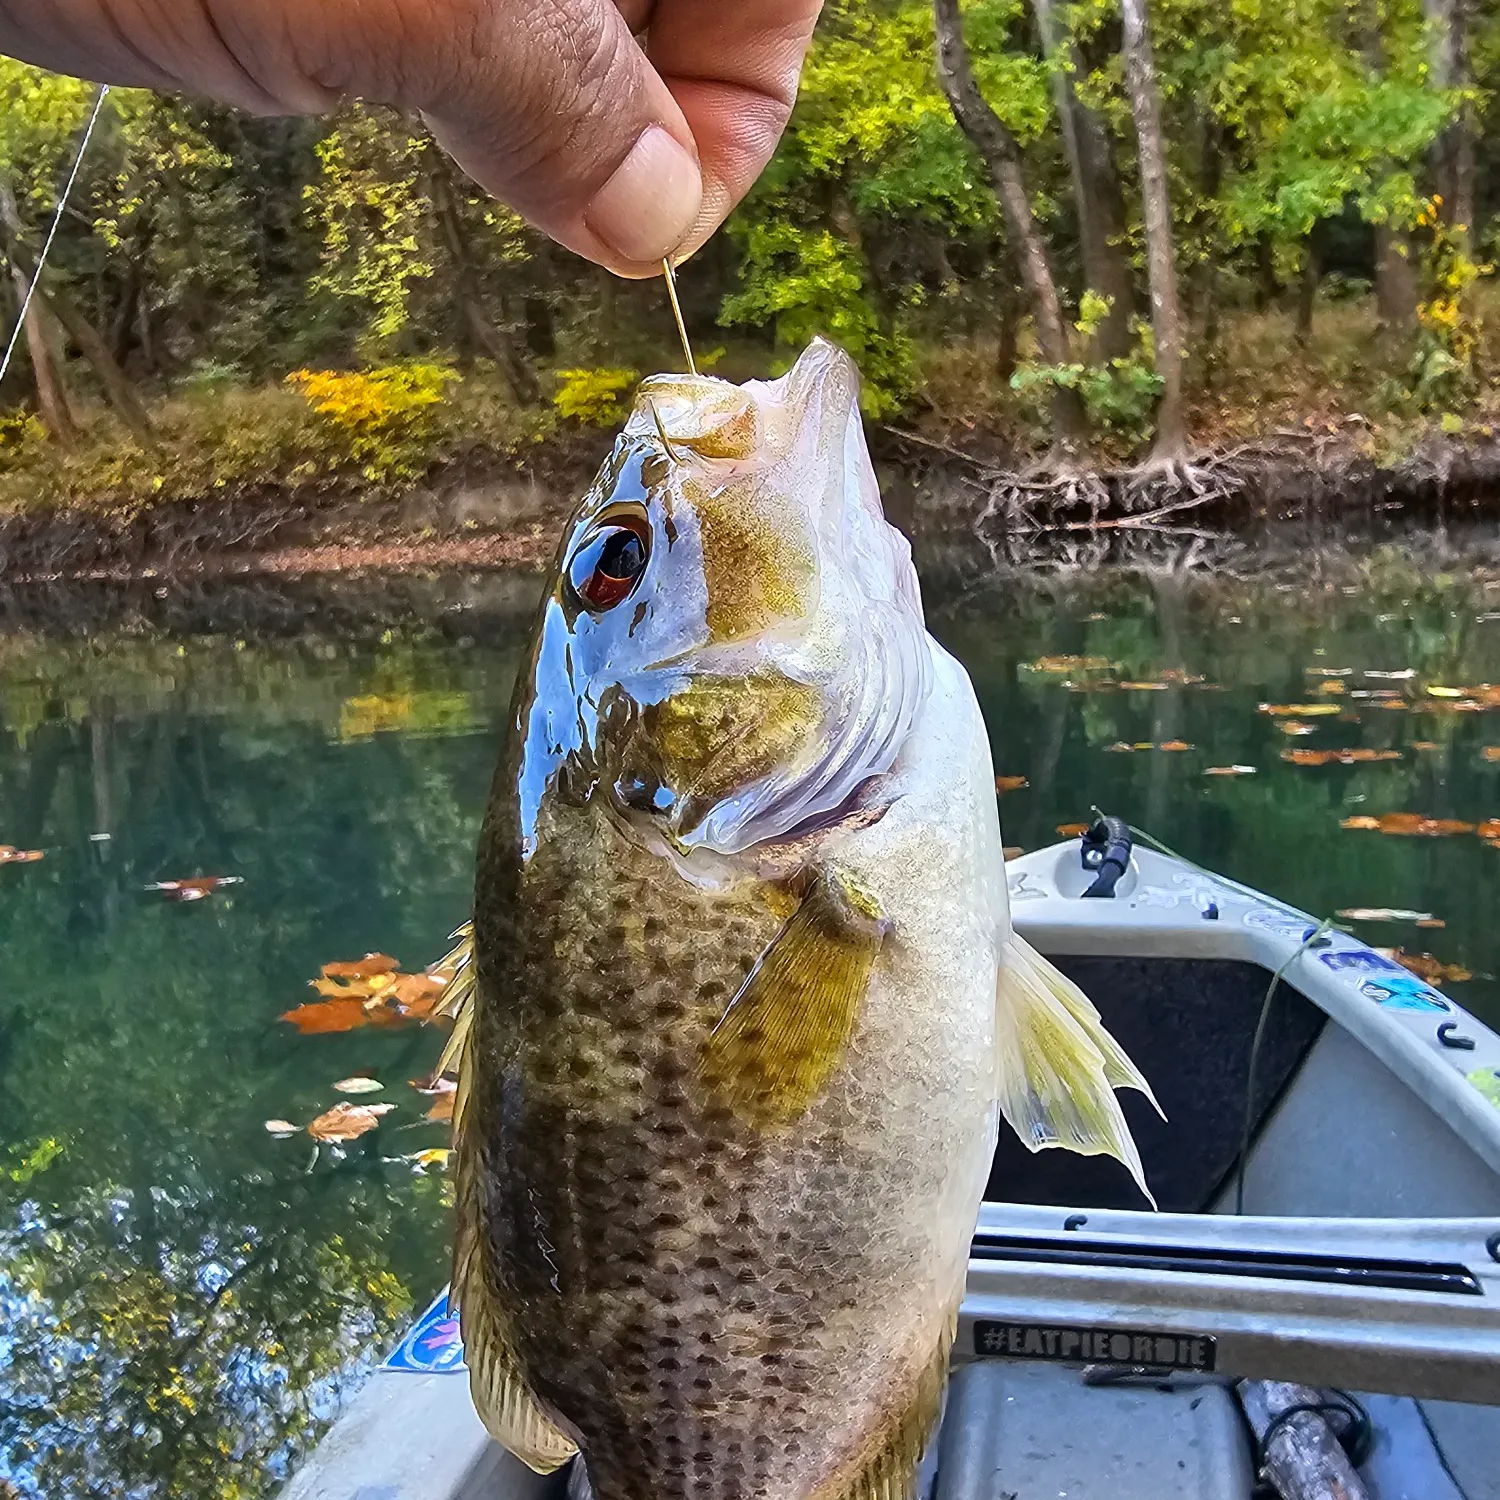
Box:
0, 181, 73, 443
431, 172, 541, 405
17, 290, 74, 444
1374, 225, 1418, 327
933, 0, 1086, 443
1031, 0, 1134, 360
1296, 242, 1319, 345
1119, 0, 1186, 460
0, 181, 153, 447
1425, 0, 1475, 233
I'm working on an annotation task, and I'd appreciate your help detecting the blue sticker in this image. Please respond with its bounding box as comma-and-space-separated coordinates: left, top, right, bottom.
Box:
1358, 975, 1452, 1013
1245, 907, 1320, 942
1318, 947, 1405, 975
382, 1288, 467, 1374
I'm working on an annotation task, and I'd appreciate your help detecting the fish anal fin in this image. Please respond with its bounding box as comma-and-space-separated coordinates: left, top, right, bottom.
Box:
811, 1311, 954, 1500
448, 944, 577, 1475
996, 933, 1159, 1207
700, 867, 886, 1129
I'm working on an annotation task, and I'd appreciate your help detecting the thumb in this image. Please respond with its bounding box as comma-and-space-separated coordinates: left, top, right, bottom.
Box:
418, 0, 703, 276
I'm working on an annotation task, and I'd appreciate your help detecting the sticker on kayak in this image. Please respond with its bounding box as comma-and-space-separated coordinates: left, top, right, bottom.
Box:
1358, 974, 1451, 1012
1317, 947, 1405, 975
973, 1320, 1216, 1373
382, 1289, 466, 1374
1244, 907, 1321, 942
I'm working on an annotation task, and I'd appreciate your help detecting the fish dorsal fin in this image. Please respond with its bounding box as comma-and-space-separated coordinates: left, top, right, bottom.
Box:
700, 867, 886, 1128
446, 933, 579, 1474
814, 1308, 955, 1500
995, 933, 1160, 1207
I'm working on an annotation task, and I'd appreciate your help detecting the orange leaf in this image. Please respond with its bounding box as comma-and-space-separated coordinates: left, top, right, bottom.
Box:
1204, 765, 1257, 776
321, 953, 400, 980
1478, 819, 1500, 841
1378, 949, 1473, 986
1120, 681, 1169, 691
1413, 742, 1442, 751
0, 846, 44, 864
1259, 703, 1342, 717
1159, 740, 1193, 752
1056, 822, 1090, 837
426, 1092, 456, 1124
280, 998, 371, 1035
1342, 812, 1474, 836
1282, 748, 1403, 766
994, 776, 1029, 793
1483, 747, 1500, 762
1341, 816, 1382, 830
307, 1101, 394, 1143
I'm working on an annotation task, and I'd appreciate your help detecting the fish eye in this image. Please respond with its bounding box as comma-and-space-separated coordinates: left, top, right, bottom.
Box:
567, 514, 650, 612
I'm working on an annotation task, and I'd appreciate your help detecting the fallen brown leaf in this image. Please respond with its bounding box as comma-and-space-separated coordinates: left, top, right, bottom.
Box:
994, 776, 1029, 793
1375, 949, 1473, 986
1260, 703, 1343, 717
1282, 748, 1403, 766
426, 1092, 455, 1124
1341, 813, 1475, 836
280, 998, 373, 1035
0, 846, 44, 864
1204, 765, 1257, 776
1484, 747, 1500, 762
1056, 822, 1090, 837
307, 1101, 394, 1143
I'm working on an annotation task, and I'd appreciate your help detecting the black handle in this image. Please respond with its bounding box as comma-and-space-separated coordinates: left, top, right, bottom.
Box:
1080, 815, 1132, 898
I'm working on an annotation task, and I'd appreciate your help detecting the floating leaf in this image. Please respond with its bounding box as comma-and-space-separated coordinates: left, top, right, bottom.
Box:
1120, 681, 1170, 691
1056, 823, 1090, 837
307, 1101, 394, 1143
426, 1092, 456, 1124
321, 953, 400, 980
1316, 681, 1347, 696
405, 1148, 452, 1171
144, 875, 241, 901
1413, 741, 1442, 751
1478, 820, 1500, 841
1159, 740, 1193, 752
280, 998, 373, 1035
1427, 686, 1466, 699
1340, 813, 1475, 836
1307, 667, 1353, 678
333, 1076, 383, 1095
410, 1074, 457, 1097
1336, 908, 1437, 924
1158, 669, 1206, 686
0, 845, 45, 864
1282, 748, 1403, 766
264, 1119, 299, 1138
1205, 765, 1257, 776
1366, 669, 1416, 681
1278, 721, 1318, 736
994, 776, 1029, 793
1374, 949, 1473, 985
1259, 703, 1342, 717
1025, 654, 1116, 673
1483, 747, 1500, 762
1104, 741, 1134, 753
1003, 846, 1024, 861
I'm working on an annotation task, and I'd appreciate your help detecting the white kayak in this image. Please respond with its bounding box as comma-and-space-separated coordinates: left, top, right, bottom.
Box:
281, 832, 1500, 1500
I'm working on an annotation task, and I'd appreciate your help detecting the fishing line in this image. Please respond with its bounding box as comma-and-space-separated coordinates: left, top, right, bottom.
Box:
0, 82, 110, 387
661, 256, 697, 376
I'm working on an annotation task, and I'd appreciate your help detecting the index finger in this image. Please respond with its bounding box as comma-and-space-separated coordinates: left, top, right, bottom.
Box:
645, 0, 824, 262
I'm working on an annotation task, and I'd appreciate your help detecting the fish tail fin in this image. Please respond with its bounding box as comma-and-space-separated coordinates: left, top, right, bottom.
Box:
444, 923, 579, 1475
996, 933, 1160, 1207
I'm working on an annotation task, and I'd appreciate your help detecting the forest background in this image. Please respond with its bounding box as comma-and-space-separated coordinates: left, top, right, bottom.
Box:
0, 0, 1496, 519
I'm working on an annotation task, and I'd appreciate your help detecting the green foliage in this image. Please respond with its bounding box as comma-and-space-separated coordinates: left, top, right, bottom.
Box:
721, 222, 915, 416
1011, 296, 1164, 443
552, 367, 639, 427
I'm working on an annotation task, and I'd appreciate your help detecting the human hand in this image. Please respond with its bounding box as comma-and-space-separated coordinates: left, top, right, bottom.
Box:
0, 0, 824, 276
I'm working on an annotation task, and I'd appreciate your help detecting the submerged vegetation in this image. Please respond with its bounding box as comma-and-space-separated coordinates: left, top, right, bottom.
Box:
0, 0, 1499, 522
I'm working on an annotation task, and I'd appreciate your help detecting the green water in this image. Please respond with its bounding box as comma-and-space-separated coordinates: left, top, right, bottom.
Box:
3, 554, 1500, 1498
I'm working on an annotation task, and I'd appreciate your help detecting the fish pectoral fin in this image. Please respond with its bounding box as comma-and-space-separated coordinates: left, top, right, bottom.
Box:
700, 866, 886, 1128
996, 933, 1160, 1207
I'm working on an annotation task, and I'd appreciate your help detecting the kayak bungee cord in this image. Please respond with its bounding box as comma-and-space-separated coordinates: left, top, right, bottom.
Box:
1113, 817, 1340, 1214
0, 82, 110, 387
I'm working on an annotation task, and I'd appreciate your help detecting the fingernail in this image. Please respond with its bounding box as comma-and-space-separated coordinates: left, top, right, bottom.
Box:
585, 125, 702, 265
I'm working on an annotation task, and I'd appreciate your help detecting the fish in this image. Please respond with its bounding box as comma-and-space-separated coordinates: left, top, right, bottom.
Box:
440, 338, 1155, 1500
